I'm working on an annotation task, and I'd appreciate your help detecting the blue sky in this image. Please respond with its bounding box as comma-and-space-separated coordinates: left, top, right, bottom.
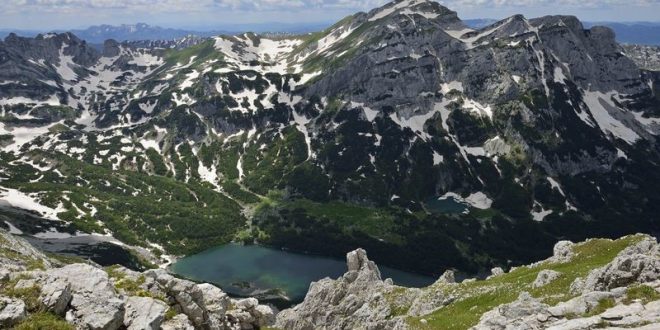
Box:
1, 0, 659, 30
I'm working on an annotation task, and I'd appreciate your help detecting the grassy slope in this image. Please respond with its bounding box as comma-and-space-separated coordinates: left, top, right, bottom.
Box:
406, 234, 645, 329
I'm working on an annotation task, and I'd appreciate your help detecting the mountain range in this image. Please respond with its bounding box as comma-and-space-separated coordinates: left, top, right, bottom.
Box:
0, 22, 332, 45
0, 0, 659, 278
3, 20, 660, 46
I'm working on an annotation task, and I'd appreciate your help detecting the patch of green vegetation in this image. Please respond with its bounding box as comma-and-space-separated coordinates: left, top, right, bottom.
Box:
115, 275, 148, 296
283, 198, 403, 245
623, 285, 660, 305
234, 226, 270, 244
584, 297, 616, 317
384, 287, 413, 317
2, 280, 42, 312
145, 148, 168, 176
408, 235, 645, 330
13, 312, 74, 330
47, 124, 70, 133
242, 127, 308, 195
221, 181, 261, 204
164, 307, 178, 321
162, 39, 220, 68
107, 268, 163, 299
45, 253, 88, 265
0, 247, 45, 271
0, 150, 247, 256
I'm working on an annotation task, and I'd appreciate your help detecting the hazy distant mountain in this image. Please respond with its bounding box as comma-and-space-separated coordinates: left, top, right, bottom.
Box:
0, 22, 332, 44
66, 23, 220, 44
584, 22, 660, 45
463, 19, 498, 29
5, 20, 659, 45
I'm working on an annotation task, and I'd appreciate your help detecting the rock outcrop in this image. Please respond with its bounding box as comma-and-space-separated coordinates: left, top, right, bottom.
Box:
473, 237, 660, 329
275, 248, 456, 329
275, 248, 398, 329
0, 297, 26, 327
0, 229, 276, 330
533, 269, 562, 288
581, 237, 660, 293
123, 296, 168, 330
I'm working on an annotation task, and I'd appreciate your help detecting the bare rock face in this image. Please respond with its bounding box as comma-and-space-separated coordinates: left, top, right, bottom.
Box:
275, 248, 401, 329
436, 270, 456, 284
37, 264, 125, 330
547, 291, 622, 317
226, 297, 277, 329
490, 267, 505, 277
123, 296, 168, 330
582, 238, 660, 292
276, 248, 454, 329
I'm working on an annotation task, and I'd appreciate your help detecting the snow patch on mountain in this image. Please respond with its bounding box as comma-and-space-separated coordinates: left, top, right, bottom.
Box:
582, 91, 640, 144
0, 187, 63, 220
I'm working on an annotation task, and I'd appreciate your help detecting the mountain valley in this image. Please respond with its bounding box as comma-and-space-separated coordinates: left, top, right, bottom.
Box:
0, 0, 658, 280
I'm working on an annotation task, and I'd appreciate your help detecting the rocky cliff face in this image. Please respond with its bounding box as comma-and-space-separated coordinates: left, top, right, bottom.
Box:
1, 0, 659, 277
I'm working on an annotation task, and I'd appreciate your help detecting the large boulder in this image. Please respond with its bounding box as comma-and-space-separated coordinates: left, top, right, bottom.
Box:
0, 297, 26, 327
533, 270, 562, 288
550, 240, 575, 263
38, 275, 72, 315
472, 292, 550, 330
123, 296, 168, 330
46, 264, 125, 330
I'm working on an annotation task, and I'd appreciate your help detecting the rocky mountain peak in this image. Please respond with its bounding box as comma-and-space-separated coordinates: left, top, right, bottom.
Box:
346, 248, 382, 282
1, 31, 100, 68
366, 0, 463, 28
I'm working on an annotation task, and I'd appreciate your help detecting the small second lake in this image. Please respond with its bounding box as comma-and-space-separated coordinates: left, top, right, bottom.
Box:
170, 244, 435, 308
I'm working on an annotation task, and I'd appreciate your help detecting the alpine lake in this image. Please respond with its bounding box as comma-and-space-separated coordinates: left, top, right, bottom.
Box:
170, 244, 436, 309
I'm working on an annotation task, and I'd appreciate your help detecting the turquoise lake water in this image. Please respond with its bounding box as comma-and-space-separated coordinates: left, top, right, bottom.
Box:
425, 196, 469, 214
170, 244, 435, 308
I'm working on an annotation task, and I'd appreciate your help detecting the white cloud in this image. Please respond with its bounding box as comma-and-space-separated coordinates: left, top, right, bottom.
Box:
1, 0, 657, 13
0, 0, 658, 30
1, 0, 388, 12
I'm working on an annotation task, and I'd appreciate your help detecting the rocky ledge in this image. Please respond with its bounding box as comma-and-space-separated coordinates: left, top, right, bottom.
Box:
2, 228, 659, 329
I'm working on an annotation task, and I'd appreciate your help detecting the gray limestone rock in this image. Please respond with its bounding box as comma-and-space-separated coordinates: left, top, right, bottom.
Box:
0, 297, 26, 327
123, 296, 168, 330
533, 270, 562, 288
